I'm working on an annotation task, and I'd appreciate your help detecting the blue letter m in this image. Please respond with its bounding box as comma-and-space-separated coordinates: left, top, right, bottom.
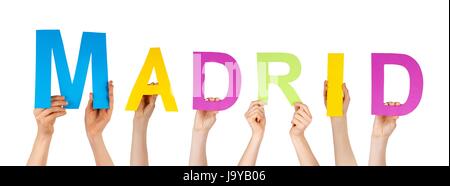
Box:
35, 30, 109, 109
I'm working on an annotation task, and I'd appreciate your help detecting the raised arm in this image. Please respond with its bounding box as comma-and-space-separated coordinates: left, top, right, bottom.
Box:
239, 100, 266, 166
290, 102, 319, 166
189, 98, 220, 166
27, 96, 67, 165
84, 81, 114, 166
324, 81, 357, 165
369, 102, 400, 166
131, 90, 157, 166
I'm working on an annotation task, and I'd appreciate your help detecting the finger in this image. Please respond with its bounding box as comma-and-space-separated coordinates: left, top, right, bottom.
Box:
149, 94, 158, 104
51, 95, 65, 101
34, 108, 44, 116
298, 117, 308, 126
51, 100, 68, 107
293, 102, 303, 111
247, 109, 262, 118
255, 107, 265, 115
108, 80, 114, 113
294, 113, 308, 126
86, 92, 94, 111
298, 108, 311, 121
248, 109, 264, 119
102, 109, 110, 118
300, 103, 310, 115
40, 107, 65, 117
291, 115, 301, 125
137, 95, 146, 111
301, 105, 312, 118
250, 100, 264, 107
294, 112, 303, 122
249, 113, 261, 123
249, 104, 264, 113
144, 95, 157, 109
256, 111, 265, 120
394, 102, 401, 118
323, 80, 328, 98
250, 102, 264, 108
343, 83, 350, 101
47, 110, 67, 119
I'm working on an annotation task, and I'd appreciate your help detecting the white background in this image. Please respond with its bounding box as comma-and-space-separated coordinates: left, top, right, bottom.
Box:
0, 0, 448, 166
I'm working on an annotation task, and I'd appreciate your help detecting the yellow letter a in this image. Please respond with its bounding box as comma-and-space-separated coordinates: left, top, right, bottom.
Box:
126, 48, 178, 111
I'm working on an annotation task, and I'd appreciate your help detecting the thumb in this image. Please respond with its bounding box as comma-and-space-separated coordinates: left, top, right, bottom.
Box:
86, 92, 93, 111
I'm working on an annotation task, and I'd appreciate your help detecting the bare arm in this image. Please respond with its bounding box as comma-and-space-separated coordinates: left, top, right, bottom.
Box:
28, 96, 67, 166
189, 98, 220, 166
84, 81, 114, 166
131, 90, 157, 166
239, 101, 265, 166
369, 102, 400, 166
290, 102, 319, 166
324, 81, 357, 165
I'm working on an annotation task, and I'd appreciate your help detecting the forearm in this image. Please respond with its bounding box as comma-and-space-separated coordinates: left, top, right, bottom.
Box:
238, 133, 263, 166
88, 135, 114, 166
27, 134, 52, 166
290, 134, 319, 166
369, 137, 389, 166
189, 130, 209, 166
131, 122, 149, 166
330, 117, 357, 165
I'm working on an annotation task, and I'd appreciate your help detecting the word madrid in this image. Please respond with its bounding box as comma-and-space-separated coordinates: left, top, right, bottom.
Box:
34, 30, 423, 116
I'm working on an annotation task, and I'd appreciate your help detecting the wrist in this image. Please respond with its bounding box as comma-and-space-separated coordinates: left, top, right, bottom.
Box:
330, 115, 347, 123
251, 131, 264, 140
88, 133, 103, 142
36, 132, 53, 143
371, 135, 390, 142
192, 128, 210, 136
36, 131, 53, 139
289, 130, 305, 138
133, 120, 149, 130
133, 117, 150, 126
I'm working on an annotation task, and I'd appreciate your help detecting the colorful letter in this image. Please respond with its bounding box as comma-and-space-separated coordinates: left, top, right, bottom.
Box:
257, 53, 301, 105
126, 48, 178, 111
35, 30, 109, 109
372, 53, 423, 116
327, 53, 344, 116
193, 52, 241, 111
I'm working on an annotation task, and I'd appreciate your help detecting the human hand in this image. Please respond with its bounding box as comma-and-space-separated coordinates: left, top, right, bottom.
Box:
133, 83, 158, 125
244, 100, 266, 137
290, 102, 312, 137
323, 81, 350, 116
33, 95, 68, 137
193, 98, 220, 133
131, 83, 157, 166
238, 101, 266, 166
372, 102, 400, 138
85, 81, 114, 138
